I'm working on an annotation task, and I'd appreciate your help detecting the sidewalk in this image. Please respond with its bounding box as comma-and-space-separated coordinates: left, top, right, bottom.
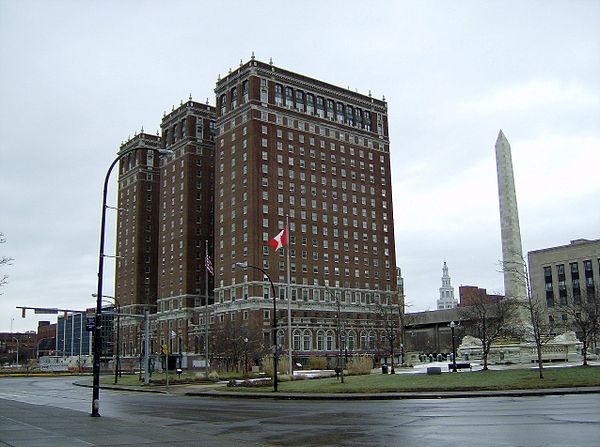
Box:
0, 399, 260, 447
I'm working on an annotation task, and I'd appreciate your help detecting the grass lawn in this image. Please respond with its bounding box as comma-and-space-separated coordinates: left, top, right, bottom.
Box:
228, 366, 600, 393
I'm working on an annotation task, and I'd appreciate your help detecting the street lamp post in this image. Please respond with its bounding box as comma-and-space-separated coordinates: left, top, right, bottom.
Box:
243, 337, 249, 377
450, 321, 457, 372
12, 337, 19, 367
235, 262, 278, 392
92, 145, 171, 417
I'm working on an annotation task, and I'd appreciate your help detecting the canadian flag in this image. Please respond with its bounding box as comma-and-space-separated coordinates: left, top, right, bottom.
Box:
268, 227, 287, 251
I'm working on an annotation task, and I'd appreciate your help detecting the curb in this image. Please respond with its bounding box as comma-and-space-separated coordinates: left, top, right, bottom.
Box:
73, 381, 168, 394
185, 386, 600, 400
72, 381, 600, 401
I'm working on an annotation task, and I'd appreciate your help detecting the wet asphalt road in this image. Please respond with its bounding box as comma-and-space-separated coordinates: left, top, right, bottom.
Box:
1, 376, 599, 446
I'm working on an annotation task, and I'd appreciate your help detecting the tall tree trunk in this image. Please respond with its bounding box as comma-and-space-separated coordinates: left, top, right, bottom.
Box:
536, 340, 544, 379
582, 339, 588, 366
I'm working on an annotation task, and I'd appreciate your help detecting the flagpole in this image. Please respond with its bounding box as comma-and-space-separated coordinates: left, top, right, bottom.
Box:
286, 215, 292, 376
204, 239, 209, 380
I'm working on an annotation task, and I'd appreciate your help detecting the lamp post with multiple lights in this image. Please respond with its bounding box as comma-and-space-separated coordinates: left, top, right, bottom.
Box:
235, 262, 278, 392
92, 145, 172, 417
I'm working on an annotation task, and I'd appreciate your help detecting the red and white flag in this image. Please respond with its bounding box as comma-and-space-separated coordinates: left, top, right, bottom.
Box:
205, 253, 214, 276
268, 227, 287, 251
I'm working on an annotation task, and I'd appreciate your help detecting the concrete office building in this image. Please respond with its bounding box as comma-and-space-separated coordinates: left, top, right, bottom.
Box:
528, 238, 600, 327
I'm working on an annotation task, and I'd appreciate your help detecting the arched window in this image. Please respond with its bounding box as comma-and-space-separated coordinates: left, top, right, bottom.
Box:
317, 330, 324, 351
347, 331, 356, 351
277, 330, 285, 348
326, 330, 334, 351
360, 331, 368, 350
302, 330, 312, 351
368, 332, 375, 350
293, 330, 301, 351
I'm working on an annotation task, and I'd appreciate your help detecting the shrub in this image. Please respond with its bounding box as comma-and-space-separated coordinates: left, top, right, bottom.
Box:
261, 354, 290, 376
308, 356, 327, 370
347, 355, 373, 375
208, 371, 220, 381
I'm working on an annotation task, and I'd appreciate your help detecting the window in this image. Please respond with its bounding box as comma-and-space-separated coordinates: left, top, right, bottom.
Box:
302, 330, 311, 351
220, 94, 226, 116
306, 93, 315, 114
231, 87, 237, 109
242, 80, 249, 102
317, 331, 324, 351
296, 90, 304, 111
327, 99, 334, 118
316, 96, 325, 117
285, 87, 294, 107
326, 330, 334, 350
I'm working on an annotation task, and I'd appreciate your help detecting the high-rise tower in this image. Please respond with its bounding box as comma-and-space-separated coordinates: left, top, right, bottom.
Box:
156, 101, 216, 355
115, 133, 162, 355
495, 130, 527, 301
212, 58, 399, 359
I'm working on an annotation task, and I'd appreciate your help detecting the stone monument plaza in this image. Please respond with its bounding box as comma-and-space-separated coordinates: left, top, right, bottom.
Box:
457, 131, 581, 365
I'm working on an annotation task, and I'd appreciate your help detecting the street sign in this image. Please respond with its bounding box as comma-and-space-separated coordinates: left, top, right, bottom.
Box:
85, 316, 96, 331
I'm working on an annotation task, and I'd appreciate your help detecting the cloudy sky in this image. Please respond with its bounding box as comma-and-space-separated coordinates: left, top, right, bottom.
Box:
1, 1, 599, 332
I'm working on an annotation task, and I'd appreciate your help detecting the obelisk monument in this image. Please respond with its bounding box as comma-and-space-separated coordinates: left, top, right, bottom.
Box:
495, 130, 527, 302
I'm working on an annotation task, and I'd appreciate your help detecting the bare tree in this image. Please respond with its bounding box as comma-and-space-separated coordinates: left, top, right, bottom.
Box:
459, 295, 520, 370
502, 255, 559, 379
398, 302, 416, 364
0, 232, 13, 292
209, 320, 266, 373
376, 302, 400, 373
562, 288, 599, 366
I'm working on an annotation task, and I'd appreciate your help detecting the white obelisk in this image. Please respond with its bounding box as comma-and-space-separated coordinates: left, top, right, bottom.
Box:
495, 130, 527, 302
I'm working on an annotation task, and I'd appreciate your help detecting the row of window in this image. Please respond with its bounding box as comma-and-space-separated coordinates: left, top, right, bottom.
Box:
217, 285, 393, 305
163, 117, 216, 147
219, 78, 385, 137
544, 260, 598, 308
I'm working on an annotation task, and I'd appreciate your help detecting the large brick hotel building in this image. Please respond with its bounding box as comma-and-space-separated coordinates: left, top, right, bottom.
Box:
114, 57, 401, 368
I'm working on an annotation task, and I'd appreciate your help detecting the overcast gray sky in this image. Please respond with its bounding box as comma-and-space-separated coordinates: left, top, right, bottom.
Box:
1, 0, 599, 332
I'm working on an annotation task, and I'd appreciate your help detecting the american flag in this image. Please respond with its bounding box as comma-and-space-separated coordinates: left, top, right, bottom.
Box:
205, 253, 214, 276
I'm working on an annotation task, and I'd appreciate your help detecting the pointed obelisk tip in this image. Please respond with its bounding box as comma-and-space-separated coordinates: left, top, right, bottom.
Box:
496, 129, 507, 143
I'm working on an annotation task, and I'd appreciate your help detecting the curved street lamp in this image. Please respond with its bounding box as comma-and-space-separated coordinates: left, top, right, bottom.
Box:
235, 261, 278, 392
92, 145, 172, 417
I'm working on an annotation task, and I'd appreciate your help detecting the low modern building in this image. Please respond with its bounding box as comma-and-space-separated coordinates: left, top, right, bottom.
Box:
528, 238, 600, 327
0, 331, 36, 365
56, 309, 114, 359
458, 285, 503, 307
36, 321, 56, 358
